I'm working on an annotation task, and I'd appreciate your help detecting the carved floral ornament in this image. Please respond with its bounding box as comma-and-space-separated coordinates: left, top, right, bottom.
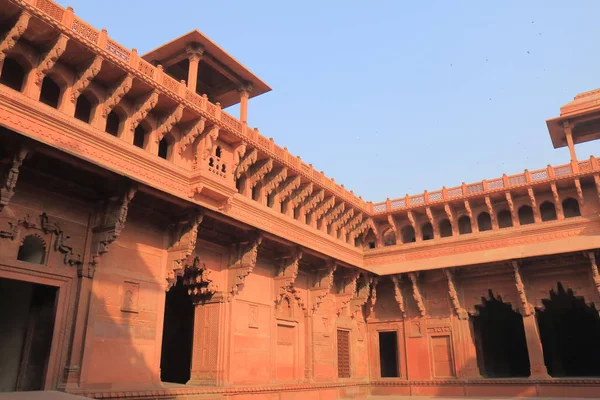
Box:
229, 232, 263, 297
274, 248, 305, 310
165, 210, 204, 290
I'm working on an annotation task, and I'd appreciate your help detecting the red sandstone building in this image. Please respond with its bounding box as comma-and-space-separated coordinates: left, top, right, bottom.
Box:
1, 1, 600, 399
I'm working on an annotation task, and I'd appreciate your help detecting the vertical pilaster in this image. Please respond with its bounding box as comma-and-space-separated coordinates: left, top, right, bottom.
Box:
185, 43, 204, 94
238, 83, 252, 124
564, 121, 577, 162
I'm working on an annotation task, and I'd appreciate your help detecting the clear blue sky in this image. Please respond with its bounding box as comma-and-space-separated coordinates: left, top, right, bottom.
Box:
59, 1, 599, 202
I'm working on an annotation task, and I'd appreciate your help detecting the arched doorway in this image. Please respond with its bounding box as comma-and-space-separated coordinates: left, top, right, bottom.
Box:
471, 290, 530, 378
536, 283, 600, 377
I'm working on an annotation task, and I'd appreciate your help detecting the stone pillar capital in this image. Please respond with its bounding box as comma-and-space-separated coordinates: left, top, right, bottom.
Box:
185, 42, 205, 62
237, 82, 253, 95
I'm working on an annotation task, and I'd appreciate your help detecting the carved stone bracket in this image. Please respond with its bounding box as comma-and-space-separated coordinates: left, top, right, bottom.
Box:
512, 260, 533, 316
274, 248, 304, 309
89, 183, 137, 273
0, 145, 30, 212
349, 273, 373, 318
0, 11, 30, 63
331, 208, 355, 234
39, 212, 83, 269
129, 90, 159, 132
587, 251, 600, 299
323, 202, 345, 228
71, 56, 103, 103
288, 183, 313, 209
506, 192, 518, 226
528, 188, 540, 221
575, 178, 584, 206
201, 125, 219, 160
408, 272, 426, 317
229, 232, 263, 296
247, 159, 273, 189
182, 255, 218, 303
484, 196, 496, 227
178, 117, 206, 154
387, 215, 398, 235
235, 148, 257, 179
155, 104, 184, 143
310, 260, 336, 314
311, 196, 335, 222
35, 34, 68, 86
367, 277, 379, 318
594, 175, 600, 204
390, 275, 406, 317
335, 270, 360, 316
444, 269, 467, 320
166, 211, 204, 290
263, 167, 288, 196
550, 183, 564, 219
102, 74, 133, 118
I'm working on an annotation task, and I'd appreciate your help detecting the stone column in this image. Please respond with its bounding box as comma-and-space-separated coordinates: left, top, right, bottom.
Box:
238, 83, 253, 124
512, 260, 549, 378
185, 43, 204, 94
564, 121, 577, 162
190, 293, 227, 385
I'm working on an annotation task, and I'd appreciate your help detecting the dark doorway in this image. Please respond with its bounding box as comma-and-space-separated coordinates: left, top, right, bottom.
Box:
421, 222, 434, 240
518, 205, 535, 225
158, 138, 170, 160
0, 278, 58, 392
477, 212, 492, 231
471, 290, 530, 378
540, 202, 557, 221
458, 215, 472, 235
105, 110, 121, 136
378, 331, 399, 378
0, 57, 26, 91
160, 277, 195, 384
497, 209, 513, 228
401, 225, 415, 243
439, 219, 453, 237
536, 282, 600, 377
133, 125, 146, 149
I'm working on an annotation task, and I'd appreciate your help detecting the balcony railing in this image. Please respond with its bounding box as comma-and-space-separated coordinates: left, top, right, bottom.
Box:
29, 0, 370, 213
372, 158, 598, 214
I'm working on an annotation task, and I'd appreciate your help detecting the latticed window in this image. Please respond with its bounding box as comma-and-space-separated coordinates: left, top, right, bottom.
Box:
337, 329, 351, 378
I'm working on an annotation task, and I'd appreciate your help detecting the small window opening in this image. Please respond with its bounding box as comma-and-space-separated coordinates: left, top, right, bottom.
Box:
74, 94, 93, 123
0, 57, 26, 91
439, 218, 453, 237
215, 145, 222, 158
105, 110, 120, 136
518, 205, 535, 225
221, 164, 226, 173
39, 76, 61, 109
17, 235, 46, 265
458, 215, 472, 235
383, 231, 396, 246
540, 202, 557, 221
421, 222, 434, 240
562, 198, 581, 218
379, 331, 399, 378
158, 138, 170, 160
401, 225, 416, 244
477, 212, 492, 231
368, 241, 376, 249
497, 209, 513, 228
133, 125, 146, 148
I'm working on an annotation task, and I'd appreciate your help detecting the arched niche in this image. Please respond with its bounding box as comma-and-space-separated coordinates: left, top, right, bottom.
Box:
562, 197, 581, 218
421, 222, 433, 241
382, 228, 396, 247
497, 209, 513, 229
400, 225, 415, 244
540, 201, 557, 221
439, 218, 452, 238
17, 234, 47, 265
518, 205, 534, 225
458, 215, 472, 235
0, 56, 27, 91
477, 212, 492, 231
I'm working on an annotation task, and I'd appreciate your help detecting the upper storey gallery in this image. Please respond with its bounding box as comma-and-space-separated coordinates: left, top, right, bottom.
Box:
1, 0, 600, 261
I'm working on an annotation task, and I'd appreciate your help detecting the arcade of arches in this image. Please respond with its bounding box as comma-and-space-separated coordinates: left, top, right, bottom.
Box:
4, 1, 600, 399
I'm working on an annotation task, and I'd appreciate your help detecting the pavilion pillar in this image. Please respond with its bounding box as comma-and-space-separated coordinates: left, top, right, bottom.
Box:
512, 261, 549, 378
189, 292, 227, 385
185, 43, 204, 94
238, 83, 253, 124
564, 121, 577, 162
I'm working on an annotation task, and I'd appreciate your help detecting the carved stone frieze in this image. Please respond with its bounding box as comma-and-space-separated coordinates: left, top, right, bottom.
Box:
408, 272, 426, 317
71, 56, 103, 103
35, 35, 69, 85
229, 232, 263, 296
89, 184, 137, 272
0, 144, 30, 212
166, 211, 204, 290
40, 212, 83, 267
390, 275, 406, 317
0, 11, 30, 62
155, 104, 184, 143
102, 74, 133, 117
